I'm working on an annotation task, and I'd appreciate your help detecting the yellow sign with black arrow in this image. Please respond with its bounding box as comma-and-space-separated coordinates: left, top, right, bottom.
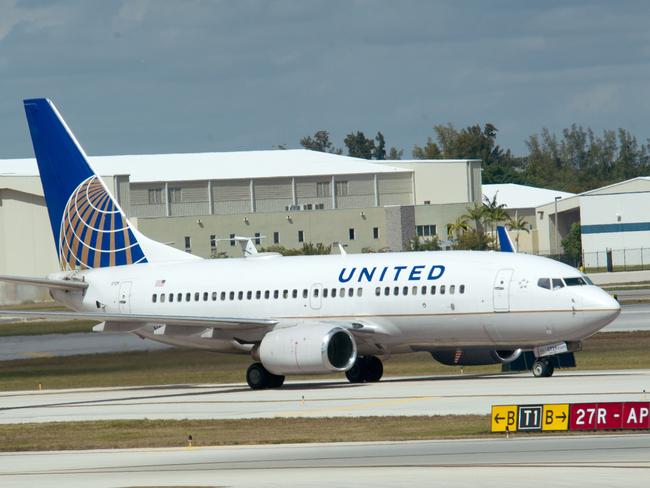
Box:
491, 405, 518, 433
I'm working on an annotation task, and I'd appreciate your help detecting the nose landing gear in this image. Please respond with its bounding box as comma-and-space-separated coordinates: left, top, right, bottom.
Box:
532, 358, 555, 377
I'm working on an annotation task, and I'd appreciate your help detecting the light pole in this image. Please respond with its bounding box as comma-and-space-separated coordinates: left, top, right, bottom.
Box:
554, 196, 562, 256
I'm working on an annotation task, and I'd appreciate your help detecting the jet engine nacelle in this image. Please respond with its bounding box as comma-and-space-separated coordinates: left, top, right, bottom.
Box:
431, 348, 522, 366
259, 324, 357, 375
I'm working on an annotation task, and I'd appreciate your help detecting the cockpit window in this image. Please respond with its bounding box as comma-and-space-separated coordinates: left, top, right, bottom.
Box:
552, 278, 564, 289
564, 277, 587, 286
582, 275, 593, 285
537, 278, 551, 290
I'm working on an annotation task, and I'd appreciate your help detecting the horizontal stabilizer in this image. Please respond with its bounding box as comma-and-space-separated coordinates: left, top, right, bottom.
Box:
0, 310, 276, 330
0, 274, 88, 291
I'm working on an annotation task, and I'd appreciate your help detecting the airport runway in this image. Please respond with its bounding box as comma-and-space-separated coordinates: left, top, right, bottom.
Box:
0, 302, 648, 361
1, 369, 649, 423
0, 435, 648, 487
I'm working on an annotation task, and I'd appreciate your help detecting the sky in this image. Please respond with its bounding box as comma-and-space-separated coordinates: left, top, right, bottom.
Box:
2, 0, 650, 159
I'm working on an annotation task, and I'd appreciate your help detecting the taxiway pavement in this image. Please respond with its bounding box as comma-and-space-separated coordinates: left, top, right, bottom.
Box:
0, 435, 648, 487
1, 369, 649, 423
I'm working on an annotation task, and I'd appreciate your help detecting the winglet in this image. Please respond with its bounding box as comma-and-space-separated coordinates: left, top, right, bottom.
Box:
496, 226, 516, 253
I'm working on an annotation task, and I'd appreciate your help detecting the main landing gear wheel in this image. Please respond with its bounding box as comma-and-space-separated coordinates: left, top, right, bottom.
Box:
532, 358, 555, 378
246, 363, 285, 389
345, 356, 384, 383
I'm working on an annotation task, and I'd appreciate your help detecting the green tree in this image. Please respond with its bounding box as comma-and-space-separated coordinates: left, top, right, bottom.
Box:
388, 147, 403, 160
373, 132, 387, 160
452, 229, 494, 250
344, 131, 376, 159
561, 222, 582, 265
408, 236, 441, 251
506, 215, 530, 252
300, 130, 342, 154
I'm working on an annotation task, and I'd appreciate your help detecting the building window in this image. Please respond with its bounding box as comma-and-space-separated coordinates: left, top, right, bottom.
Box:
229, 233, 236, 246
317, 181, 330, 198
349, 228, 355, 240
303, 203, 313, 210
416, 224, 436, 237
298, 230, 304, 243
148, 188, 163, 204
169, 187, 182, 204
315, 203, 325, 210
210, 235, 216, 250
273, 231, 280, 244
254, 232, 261, 245
373, 227, 379, 239
184, 236, 191, 253
335, 180, 348, 197
424, 200, 431, 205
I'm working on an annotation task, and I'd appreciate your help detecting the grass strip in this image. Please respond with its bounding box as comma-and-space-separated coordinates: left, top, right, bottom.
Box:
1, 331, 649, 392
0, 320, 97, 337
0, 416, 490, 452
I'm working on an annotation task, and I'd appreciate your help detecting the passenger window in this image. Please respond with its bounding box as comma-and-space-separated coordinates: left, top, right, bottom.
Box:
283, 290, 288, 299
238, 291, 243, 300
169, 293, 174, 302
412, 286, 418, 295
323, 288, 328, 298
430, 285, 436, 295
340, 287, 345, 298
292, 289, 298, 299
384, 286, 390, 296
552, 278, 564, 290
255, 290, 261, 299
303, 289, 308, 299
450, 285, 455, 295
357, 287, 362, 297
152, 294, 157, 303
194, 292, 200, 301
375, 287, 381, 296
314, 288, 319, 298
212, 292, 217, 301
186, 292, 191, 302
348, 288, 354, 297
160, 294, 166, 303
274, 290, 279, 299
177, 293, 182, 302
403, 286, 409, 296
247, 291, 252, 300
332, 288, 337, 298
421, 285, 427, 295
537, 278, 551, 290
221, 291, 226, 301
440, 285, 446, 295
229, 291, 235, 300
393, 286, 399, 296
265, 290, 270, 299
460, 285, 465, 294
203, 292, 208, 301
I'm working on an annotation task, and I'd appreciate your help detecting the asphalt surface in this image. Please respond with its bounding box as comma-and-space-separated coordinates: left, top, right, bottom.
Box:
0, 435, 648, 487
2, 369, 649, 423
0, 302, 647, 361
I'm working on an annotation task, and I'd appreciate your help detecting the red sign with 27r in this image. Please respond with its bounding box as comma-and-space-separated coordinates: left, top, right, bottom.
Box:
569, 402, 650, 430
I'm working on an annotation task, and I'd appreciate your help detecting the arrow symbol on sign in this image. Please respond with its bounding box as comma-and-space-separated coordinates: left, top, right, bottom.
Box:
557, 412, 567, 422
494, 413, 504, 424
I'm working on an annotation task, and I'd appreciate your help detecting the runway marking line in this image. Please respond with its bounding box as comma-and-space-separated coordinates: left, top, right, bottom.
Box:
275, 396, 434, 417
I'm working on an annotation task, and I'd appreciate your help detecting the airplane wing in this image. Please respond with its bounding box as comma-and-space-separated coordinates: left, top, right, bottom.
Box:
0, 310, 276, 330
0, 275, 88, 291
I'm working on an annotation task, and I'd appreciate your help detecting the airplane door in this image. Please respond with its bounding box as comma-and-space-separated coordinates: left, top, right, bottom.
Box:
310, 283, 322, 310
118, 281, 132, 313
493, 269, 513, 312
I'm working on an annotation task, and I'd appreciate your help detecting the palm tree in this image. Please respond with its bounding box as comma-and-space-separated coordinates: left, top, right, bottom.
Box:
462, 203, 486, 233
483, 193, 509, 236
507, 215, 530, 251
447, 216, 469, 240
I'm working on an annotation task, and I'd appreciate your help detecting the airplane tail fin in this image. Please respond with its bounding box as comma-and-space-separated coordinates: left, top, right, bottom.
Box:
23, 98, 199, 271
496, 225, 516, 253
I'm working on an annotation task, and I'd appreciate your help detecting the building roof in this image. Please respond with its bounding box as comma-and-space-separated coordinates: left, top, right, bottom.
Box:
483, 183, 575, 209
0, 149, 409, 183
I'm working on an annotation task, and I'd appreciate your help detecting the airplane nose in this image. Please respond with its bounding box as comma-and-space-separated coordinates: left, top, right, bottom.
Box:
588, 287, 621, 322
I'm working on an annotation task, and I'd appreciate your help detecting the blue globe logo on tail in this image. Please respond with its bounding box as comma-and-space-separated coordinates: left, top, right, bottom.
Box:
59, 176, 147, 270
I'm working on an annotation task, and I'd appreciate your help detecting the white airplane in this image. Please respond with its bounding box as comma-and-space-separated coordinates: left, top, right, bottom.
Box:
0, 99, 621, 389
